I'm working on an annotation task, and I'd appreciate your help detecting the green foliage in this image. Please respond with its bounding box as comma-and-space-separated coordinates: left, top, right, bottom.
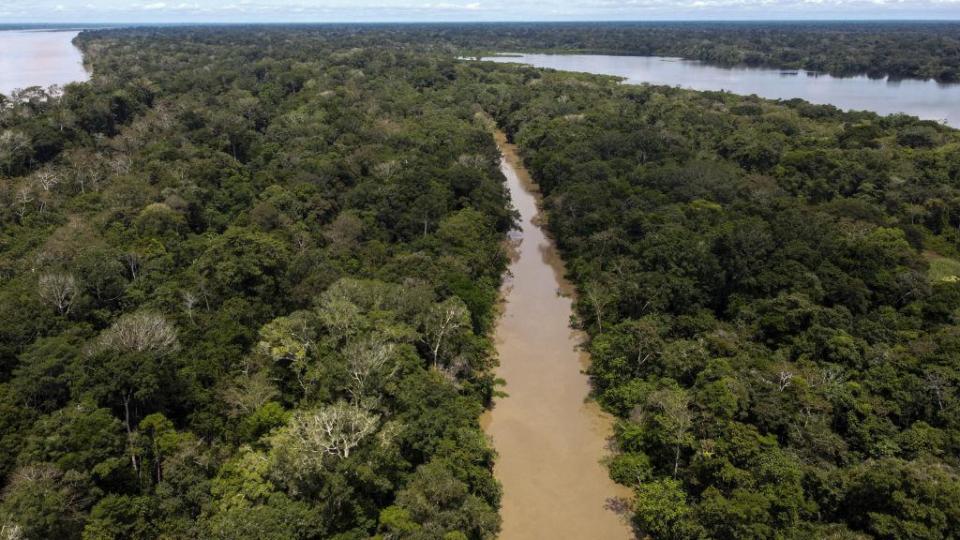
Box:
489, 56, 960, 538
0, 27, 512, 539
2, 22, 960, 539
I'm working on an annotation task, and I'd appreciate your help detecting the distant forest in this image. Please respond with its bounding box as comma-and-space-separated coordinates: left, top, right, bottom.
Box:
434, 21, 960, 83
0, 24, 958, 540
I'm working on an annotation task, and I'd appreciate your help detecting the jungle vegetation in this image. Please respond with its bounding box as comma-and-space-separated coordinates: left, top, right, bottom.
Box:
444, 21, 960, 83
487, 60, 960, 539
1, 24, 959, 540
0, 26, 512, 540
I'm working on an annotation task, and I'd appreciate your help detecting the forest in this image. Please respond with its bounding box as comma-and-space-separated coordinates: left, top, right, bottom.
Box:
0, 27, 512, 540
488, 61, 960, 538
387, 21, 960, 83
0, 24, 959, 540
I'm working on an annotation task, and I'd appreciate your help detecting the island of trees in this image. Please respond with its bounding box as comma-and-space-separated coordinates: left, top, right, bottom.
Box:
0, 24, 959, 540
446, 21, 960, 83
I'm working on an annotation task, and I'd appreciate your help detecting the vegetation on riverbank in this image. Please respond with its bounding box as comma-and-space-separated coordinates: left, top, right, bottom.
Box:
486, 63, 960, 538
3, 24, 960, 539
442, 21, 960, 83
0, 27, 511, 539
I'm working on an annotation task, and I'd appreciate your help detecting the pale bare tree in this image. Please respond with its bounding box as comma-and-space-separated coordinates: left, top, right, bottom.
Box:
0, 522, 23, 540
221, 371, 279, 417
108, 154, 131, 176
582, 281, 612, 333
423, 297, 470, 368
181, 290, 199, 321
283, 401, 378, 461
33, 169, 60, 192
647, 388, 693, 477
38, 272, 78, 315
122, 251, 142, 280
0, 130, 31, 174
456, 153, 489, 169
96, 311, 179, 356
13, 186, 33, 222
345, 334, 397, 405
924, 371, 952, 413
777, 370, 794, 392
372, 159, 401, 180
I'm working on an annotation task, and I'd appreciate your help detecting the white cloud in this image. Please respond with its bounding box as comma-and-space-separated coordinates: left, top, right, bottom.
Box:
0, 0, 958, 22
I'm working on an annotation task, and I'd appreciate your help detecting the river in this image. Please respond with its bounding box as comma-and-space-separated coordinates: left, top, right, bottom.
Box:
0, 30, 89, 96
481, 53, 960, 128
483, 130, 633, 539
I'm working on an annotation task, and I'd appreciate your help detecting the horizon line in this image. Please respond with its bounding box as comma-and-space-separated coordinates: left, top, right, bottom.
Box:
5, 18, 960, 25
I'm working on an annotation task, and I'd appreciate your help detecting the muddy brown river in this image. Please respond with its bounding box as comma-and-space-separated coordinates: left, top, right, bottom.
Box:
482, 131, 633, 539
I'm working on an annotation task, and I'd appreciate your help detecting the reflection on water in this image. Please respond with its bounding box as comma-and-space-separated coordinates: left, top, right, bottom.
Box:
482, 53, 960, 128
483, 131, 633, 539
0, 30, 89, 96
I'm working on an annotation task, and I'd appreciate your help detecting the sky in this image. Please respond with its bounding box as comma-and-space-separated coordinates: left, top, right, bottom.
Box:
1, 0, 959, 23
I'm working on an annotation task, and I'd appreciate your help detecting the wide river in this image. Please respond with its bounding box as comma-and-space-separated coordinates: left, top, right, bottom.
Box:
0, 30, 88, 96
482, 53, 960, 128
483, 130, 633, 539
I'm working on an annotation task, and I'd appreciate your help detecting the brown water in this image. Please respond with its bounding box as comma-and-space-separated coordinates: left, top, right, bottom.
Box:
483, 131, 633, 539
0, 30, 89, 96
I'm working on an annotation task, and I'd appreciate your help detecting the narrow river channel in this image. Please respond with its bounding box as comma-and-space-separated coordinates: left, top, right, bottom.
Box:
482, 131, 633, 539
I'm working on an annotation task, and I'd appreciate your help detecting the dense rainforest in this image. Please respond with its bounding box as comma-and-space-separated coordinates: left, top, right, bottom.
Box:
391, 21, 960, 83
0, 27, 513, 540
489, 60, 960, 538
1, 24, 959, 540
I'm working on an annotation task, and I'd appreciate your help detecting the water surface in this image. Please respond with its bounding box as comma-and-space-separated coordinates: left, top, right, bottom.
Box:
0, 30, 88, 96
482, 53, 960, 128
483, 130, 633, 539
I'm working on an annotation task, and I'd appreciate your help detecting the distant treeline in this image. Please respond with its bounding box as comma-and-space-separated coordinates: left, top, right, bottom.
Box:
488, 59, 960, 539
156, 21, 959, 83
1, 24, 960, 540
429, 21, 960, 83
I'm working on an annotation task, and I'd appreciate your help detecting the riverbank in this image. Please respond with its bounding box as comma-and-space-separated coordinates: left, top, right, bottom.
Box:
482, 128, 634, 539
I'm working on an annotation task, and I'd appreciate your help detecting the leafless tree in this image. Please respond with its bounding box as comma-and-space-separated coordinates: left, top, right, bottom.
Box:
345, 334, 397, 405
286, 401, 379, 461
0, 522, 23, 540
108, 155, 131, 176
181, 290, 199, 321
583, 281, 612, 333
33, 169, 60, 192
0, 130, 31, 174
13, 186, 33, 222
647, 388, 693, 477
456, 153, 489, 169
96, 311, 179, 357
221, 371, 279, 418
777, 370, 794, 392
423, 297, 470, 367
372, 159, 401, 180
38, 272, 78, 315
924, 371, 952, 413
122, 251, 142, 280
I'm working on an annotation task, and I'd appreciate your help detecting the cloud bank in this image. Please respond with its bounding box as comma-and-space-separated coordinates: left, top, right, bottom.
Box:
1, 0, 958, 22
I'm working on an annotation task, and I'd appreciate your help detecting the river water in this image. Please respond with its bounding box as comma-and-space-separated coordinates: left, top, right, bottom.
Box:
0, 30, 88, 96
481, 53, 960, 128
483, 130, 633, 539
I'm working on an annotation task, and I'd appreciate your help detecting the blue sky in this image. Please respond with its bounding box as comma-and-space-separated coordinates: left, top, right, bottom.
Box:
2, 0, 959, 22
